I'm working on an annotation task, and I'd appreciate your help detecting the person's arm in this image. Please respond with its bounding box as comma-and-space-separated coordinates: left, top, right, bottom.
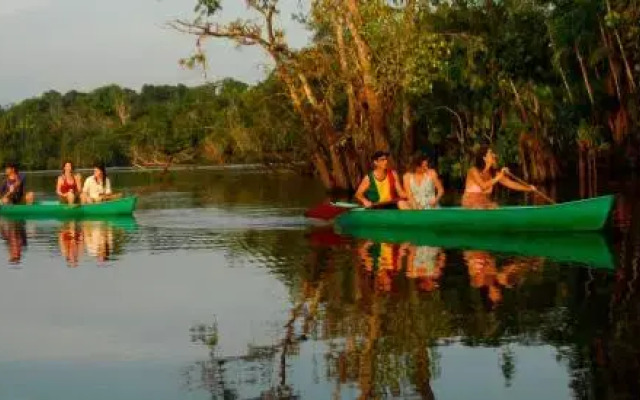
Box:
468, 168, 504, 191
393, 171, 407, 199
497, 173, 534, 192
56, 176, 64, 197
403, 173, 416, 207
74, 174, 83, 193
82, 177, 91, 195
354, 175, 372, 207
430, 170, 445, 205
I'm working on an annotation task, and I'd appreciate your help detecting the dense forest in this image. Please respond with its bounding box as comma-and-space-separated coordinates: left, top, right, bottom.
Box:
1, 0, 638, 190
175, 0, 639, 189
0, 77, 303, 170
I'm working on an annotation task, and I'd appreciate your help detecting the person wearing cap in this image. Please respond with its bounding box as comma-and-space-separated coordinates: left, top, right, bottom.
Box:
354, 151, 409, 209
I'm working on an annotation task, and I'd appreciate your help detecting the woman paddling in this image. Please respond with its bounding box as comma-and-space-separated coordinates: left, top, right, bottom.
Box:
56, 161, 82, 204
462, 146, 535, 208
402, 154, 444, 210
354, 151, 409, 209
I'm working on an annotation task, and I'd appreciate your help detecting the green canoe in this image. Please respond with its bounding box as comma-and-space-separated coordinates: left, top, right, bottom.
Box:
336, 195, 615, 232
336, 226, 614, 269
0, 196, 137, 218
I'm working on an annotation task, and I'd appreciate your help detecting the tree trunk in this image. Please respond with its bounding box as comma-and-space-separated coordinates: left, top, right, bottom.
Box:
518, 134, 530, 181
401, 99, 415, 170
509, 79, 529, 122
280, 66, 352, 190
333, 18, 358, 133
344, 0, 389, 152
312, 151, 334, 189
578, 144, 586, 198
612, 27, 637, 92
575, 42, 595, 105
600, 21, 622, 102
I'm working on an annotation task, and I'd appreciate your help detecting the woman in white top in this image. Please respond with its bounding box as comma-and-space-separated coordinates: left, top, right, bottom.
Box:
402, 154, 444, 209
81, 164, 115, 204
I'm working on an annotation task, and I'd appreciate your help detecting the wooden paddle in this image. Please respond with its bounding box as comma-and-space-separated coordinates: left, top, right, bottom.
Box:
304, 200, 399, 220
505, 170, 555, 204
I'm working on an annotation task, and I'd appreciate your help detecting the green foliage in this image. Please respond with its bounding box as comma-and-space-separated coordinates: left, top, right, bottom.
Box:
0, 77, 304, 169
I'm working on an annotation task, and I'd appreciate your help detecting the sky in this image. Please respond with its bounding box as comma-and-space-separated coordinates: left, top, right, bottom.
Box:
0, 0, 310, 105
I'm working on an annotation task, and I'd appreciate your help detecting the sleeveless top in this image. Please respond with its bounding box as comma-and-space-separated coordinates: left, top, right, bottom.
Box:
465, 184, 484, 194
414, 246, 440, 277
60, 175, 78, 194
409, 173, 436, 209
364, 171, 397, 203
465, 169, 493, 194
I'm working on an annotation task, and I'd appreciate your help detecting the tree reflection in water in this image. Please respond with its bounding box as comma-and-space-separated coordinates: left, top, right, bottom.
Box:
184, 194, 640, 400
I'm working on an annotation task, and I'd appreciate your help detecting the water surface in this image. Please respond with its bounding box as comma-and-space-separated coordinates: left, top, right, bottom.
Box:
0, 168, 637, 400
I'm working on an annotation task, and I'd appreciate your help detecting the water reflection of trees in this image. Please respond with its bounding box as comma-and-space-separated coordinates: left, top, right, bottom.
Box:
184, 230, 559, 398
549, 193, 640, 400
182, 194, 639, 400
118, 169, 324, 211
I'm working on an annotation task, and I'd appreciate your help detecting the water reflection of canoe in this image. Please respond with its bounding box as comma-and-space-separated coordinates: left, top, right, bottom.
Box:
0, 216, 139, 233
0, 196, 137, 218
336, 195, 615, 232
337, 226, 614, 269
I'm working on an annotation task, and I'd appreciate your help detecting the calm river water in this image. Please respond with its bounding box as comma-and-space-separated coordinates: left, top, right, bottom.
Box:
0, 168, 637, 400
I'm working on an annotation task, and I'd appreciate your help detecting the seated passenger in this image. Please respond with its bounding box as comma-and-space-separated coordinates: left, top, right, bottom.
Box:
1, 163, 34, 205
354, 150, 409, 209
402, 154, 444, 210
81, 164, 117, 204
56, 161, 82, 204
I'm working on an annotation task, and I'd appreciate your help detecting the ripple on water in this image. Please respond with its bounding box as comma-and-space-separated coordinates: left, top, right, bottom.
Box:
133, 207, 309, 231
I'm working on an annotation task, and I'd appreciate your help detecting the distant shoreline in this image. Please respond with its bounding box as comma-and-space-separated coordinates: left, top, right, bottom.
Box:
22, 163, 303, 175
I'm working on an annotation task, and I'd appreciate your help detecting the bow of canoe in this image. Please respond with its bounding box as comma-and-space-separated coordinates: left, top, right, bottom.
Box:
0, 196, 137, 218
335, 195, 615, 232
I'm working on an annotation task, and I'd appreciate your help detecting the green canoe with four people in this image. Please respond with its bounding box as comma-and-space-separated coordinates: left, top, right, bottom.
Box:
0, 196, 137, 218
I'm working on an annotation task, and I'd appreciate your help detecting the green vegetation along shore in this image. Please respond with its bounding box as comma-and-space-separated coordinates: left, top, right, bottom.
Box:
2, 1, 638, 192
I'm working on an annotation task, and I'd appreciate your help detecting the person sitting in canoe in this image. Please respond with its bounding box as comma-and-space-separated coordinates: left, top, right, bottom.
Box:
462, 146, 535, 208
1, 163, 34, 205
81, 164, 118, 204
402, 153, 444, 209
56, 161, 83, 204
355, 151, 409, 209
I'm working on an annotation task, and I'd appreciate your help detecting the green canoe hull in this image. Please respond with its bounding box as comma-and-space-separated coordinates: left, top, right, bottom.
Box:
336, 226, 614, 269
0, 197, 137, 218
336, 195, 615, 232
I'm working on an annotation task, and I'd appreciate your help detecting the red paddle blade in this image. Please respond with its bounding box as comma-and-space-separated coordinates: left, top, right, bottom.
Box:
304, 203, 351, 220
305, 226, 351, 247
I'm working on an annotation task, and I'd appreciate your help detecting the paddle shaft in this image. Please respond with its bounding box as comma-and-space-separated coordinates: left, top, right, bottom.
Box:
505, 171, 555, 204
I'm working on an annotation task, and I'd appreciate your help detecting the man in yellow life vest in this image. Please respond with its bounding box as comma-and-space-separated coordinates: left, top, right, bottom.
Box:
354, 151, 410, 209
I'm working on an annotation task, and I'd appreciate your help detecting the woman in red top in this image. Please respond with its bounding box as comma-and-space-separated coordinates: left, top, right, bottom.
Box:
56, 161, 82, 204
